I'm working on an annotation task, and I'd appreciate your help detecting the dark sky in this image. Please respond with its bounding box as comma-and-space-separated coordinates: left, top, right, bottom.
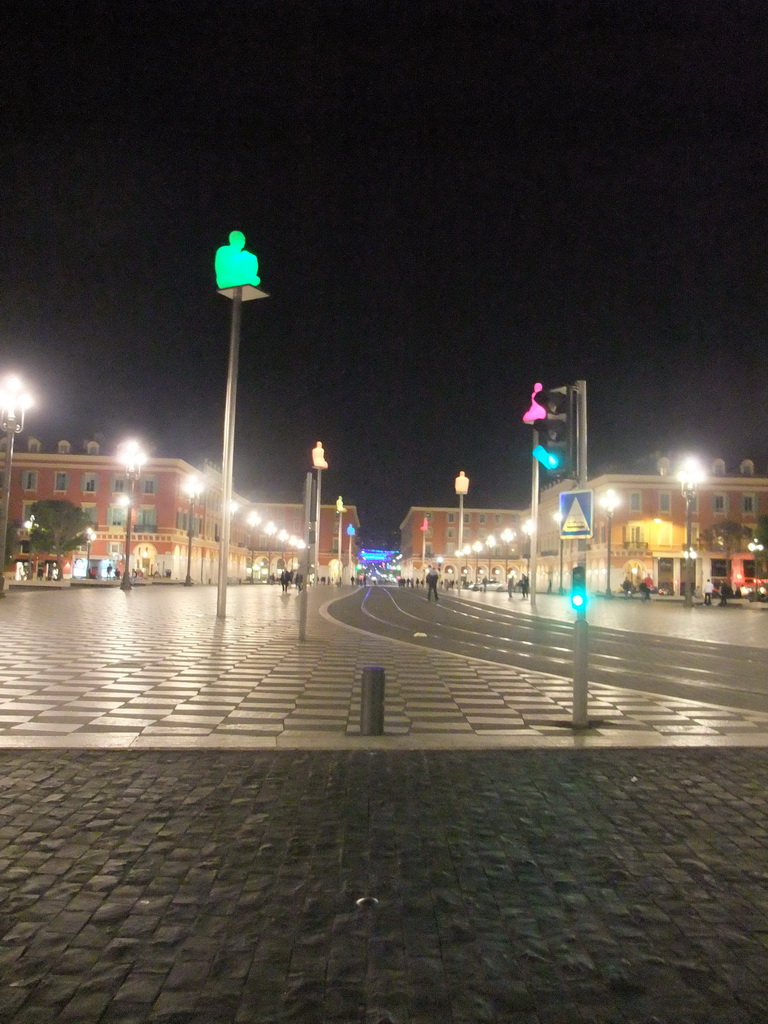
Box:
1, 1, 766, 546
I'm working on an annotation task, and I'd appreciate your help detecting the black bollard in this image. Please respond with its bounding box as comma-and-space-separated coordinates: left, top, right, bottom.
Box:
360, 667, 385, 735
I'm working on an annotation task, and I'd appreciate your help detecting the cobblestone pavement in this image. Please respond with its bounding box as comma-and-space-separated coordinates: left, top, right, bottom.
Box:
1, 586, 768, 748
1, 747, 768, 1023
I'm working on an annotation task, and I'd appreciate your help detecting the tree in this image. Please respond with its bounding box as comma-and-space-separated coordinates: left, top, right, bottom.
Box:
28, 500, 92, 578
698, 521, 753, 578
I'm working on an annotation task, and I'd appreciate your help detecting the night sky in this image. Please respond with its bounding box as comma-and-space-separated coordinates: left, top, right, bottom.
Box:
1, 1, 766, 546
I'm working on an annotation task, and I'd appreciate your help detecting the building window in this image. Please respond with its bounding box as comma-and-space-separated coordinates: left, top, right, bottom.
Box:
81, 505, 97, 525
107, 506, 126, 527
142, 477, 157, 495
57, 440, 71, 454
82, 473, 97, 492
629, 525, 645, 545
108, 542, 123, 556
54, 472, 69, 491
28, 438, 41, 453
22, 470, 37, 491
629, 492, 641, 513
425, 511, 432, 520
111, 476, 126, 493
495, 514, 501, 523
447, 513, 455, 523
659, 492, 671, 513
712, 494, 728, 515
447, 528, 454, 539
742, 494, 755, 514
463, 512, 469, 523
135, 508, 157, 531
479, 514, 486, 524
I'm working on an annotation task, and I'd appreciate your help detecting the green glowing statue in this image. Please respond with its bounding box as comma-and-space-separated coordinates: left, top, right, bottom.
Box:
215, 230, 260, 289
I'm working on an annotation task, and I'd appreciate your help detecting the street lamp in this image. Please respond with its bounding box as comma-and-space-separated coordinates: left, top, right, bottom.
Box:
84, 526, 96, 579
522, 519, 533, 579
486, 534, 496, 584
748, 540, 764, 593
278, 529, 289, 574
336, 496, 346, 583
184, 476, 203, 586
552, 512, 564, 594
346, 523, 355, 582
0, 376, 33, 596
472, 540, 483, 582
678, 458, 705, 608
461, 544, 471, 587
247, 511, 261, 582
455, 471, 469, 556
500, 528, 515, 585
265, 521, 277, 581
599, 489, 620, 598
117, 440, 145, 592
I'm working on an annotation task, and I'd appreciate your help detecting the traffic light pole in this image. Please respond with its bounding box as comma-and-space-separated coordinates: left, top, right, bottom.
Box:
529, 431, 540, 609
572, 379, 589, 728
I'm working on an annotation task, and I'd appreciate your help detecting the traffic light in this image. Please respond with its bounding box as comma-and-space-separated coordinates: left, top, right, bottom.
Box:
532, 385, 571, 473
571, 565, 587, 611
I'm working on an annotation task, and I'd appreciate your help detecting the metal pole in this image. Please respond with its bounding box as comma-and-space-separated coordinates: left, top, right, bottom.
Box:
314, 468, 323, 582
348, 532, 353, 582
184, 495, 195, 586
0, 429, 15, 595
605, 511, 612, 597
558, 535, 564, 595
337, 513, 343, 583
684, 498, 693, 608
572, 614, 589, 727
529, 430, 540, 609
360, 667, 385, 735
120, 478, 134, 592
217, 286, 242, 618
299, 471, 312, 640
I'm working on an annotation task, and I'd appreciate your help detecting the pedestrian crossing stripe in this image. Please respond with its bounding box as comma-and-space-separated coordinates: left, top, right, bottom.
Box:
559, 489, 594, 538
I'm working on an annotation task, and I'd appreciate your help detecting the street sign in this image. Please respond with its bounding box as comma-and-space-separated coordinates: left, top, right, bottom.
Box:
559, 490, 593, 538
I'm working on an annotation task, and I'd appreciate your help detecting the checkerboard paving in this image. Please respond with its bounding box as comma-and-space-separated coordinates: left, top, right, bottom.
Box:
1, 585, 768, 746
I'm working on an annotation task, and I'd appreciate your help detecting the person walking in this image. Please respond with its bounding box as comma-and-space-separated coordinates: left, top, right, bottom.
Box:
507, 575, 515, 600
426, 565, 439, 602
703, 579, 714, 606
520, 573, 529, 599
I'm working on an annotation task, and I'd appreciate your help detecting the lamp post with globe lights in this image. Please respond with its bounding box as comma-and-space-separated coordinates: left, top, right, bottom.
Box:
485, 534, 496, 585
748, 540, 764, 595
264, 522, 277, 581
552, 512, 565, 594
0, 376, 33, 595
84, 526, 96, 579
247, 511, 261, 582
500, 528, 515, 586
472, 540, 483, 583
678, 458, 705, 607
117, 441, 145, 592
455, 471, 469, 555
599, 489, 620, 597
183, 476, 203, 586
522, 519, 533, 580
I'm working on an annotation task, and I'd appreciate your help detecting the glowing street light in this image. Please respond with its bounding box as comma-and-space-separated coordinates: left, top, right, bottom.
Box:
265, 521, 277, 581
678, 458, 705, 608
748, 539, 764, 592
0, 376, 33, 596
247, 510, 261, 583
117, 440, 146, 592
183, 476, 204, 586
486, 534, 496, 583
84, 526, 96, 579
599, 489, 620, 598
472, 540, 483, 582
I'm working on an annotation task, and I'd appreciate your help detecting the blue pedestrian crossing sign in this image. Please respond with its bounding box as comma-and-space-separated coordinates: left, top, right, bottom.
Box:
559, 490, 594, 539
